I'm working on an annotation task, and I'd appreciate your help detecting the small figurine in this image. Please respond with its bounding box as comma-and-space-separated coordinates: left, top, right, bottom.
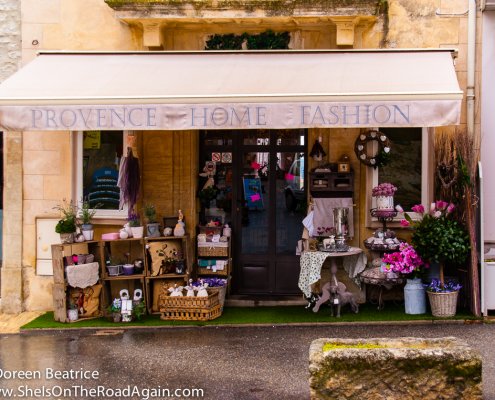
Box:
168, 285, 184, 297
185, 280, 195, 297
312, 264, 359, 317
174, 209, 186, 237
195, 280, 209, 297
120, 289, 133, 322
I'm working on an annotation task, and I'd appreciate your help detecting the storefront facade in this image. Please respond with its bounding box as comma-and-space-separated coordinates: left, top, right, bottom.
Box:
0, 0, 479, 313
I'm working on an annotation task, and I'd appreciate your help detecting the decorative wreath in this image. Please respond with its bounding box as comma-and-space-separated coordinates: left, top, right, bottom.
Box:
354, 130, 392, 168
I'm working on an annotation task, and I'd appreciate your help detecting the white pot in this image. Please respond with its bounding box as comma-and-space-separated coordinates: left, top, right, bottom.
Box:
376, 195, 394, 211
82, 229, 94, 241
130, 226, 144, 239
67, 309, 79, 322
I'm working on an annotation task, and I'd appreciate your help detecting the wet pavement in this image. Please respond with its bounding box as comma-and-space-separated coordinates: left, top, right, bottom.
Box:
0, 323, 493, 399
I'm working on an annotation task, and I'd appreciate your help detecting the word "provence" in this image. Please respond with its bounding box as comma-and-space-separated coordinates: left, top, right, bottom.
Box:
0, 368, 99, 380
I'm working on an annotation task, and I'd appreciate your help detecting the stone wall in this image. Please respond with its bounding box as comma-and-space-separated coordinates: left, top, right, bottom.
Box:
0, 0, 21, 84
309, 337, 482, 400
0, 0, 479, 311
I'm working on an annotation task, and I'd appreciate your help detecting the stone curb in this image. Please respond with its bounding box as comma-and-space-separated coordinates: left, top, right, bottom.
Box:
18, 318, 480, 335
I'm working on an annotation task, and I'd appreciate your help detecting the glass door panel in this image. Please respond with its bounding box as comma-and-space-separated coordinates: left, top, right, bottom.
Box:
276, 151, 306, 254
241, 151, 270, 255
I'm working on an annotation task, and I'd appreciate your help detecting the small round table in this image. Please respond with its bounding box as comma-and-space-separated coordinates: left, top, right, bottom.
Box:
298, 247, 364, 298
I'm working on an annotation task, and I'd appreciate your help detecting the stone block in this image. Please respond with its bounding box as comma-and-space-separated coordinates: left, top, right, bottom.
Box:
22, 266, 54, 312
43, 175, 71, 200
23, 150, 61, 175
23, 175, 44, 200
21, 0, 61, 24
309, 337, 482, 400
1, 267, 23, 314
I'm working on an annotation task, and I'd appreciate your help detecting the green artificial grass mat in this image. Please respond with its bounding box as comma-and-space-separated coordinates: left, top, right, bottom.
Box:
21, 304, 477, 330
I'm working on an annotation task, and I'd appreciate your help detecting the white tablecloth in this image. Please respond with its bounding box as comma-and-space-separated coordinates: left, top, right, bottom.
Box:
298, 248, 366, 297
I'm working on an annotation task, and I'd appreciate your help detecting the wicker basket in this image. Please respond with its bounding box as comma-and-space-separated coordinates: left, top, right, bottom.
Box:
198, 263, 229, 276
160, 305, 222, 321
427, 290, 459, 317
207, 286, 227, 311
197, 246, 228, 257
159, 291, 219, 310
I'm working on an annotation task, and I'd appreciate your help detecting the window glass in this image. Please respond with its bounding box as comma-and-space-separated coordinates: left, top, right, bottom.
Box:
378, 128, 422, 211
82, 131, 123, 210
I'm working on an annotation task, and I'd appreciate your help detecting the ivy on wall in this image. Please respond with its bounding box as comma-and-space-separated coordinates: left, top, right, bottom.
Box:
205, 30, 290, 50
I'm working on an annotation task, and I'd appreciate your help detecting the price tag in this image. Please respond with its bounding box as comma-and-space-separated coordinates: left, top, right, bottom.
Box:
333, 298, 339, 305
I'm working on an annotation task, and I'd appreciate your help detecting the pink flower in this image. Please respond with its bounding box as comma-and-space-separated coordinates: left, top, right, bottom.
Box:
411, 204, 425, 214
395, 205, 404, 213
433, 210, 442, 218
430, 202, 436, 213
447, 203, 455, 214
400, 219, 410, 227
436, 200, 448, 210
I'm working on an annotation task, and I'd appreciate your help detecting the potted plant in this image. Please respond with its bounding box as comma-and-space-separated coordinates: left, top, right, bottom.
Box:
132, 301, 146, 321
79, 200, 99, 241
381, 243, 427, 314
128, 212, 143, 239
198, 186, 218, 209
372, 182, 397, 212
107, 298, 122, 322
54, 200, 77, 244
143, 203, 160, 238
401, 201, 470, 317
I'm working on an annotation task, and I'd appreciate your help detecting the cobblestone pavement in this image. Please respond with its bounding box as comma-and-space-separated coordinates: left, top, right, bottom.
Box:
0, 323, 493, 399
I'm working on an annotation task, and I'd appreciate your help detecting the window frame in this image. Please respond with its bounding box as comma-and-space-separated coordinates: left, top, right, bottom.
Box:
73, 131, 130, 219
365, 127, 434, 227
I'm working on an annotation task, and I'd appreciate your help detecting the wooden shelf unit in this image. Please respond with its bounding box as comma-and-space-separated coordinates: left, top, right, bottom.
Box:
51, 241, 103, 323
144, 236, 193, 314
195, 225, 232, 292
51, 235, 194, 321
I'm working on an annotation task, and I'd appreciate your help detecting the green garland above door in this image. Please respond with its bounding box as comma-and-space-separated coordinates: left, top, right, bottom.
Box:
205, 30, 290, 50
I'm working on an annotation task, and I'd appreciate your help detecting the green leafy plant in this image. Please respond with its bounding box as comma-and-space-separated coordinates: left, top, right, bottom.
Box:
143, 203, 158, 223
54, 199, 77, 234
402, 201, 470, 289
132, 302, 146, 320
198, 186, 218, 201
107, 298, 121, 313
79, 200, 100, 225
205, 30, 290, 50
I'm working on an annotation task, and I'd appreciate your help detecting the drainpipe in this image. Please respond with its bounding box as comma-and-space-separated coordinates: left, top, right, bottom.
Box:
467, 0, 476, 138
467, 0, 481, 317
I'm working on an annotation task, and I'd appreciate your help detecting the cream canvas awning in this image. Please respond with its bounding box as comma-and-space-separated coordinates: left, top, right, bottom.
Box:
0, 50, 462, 131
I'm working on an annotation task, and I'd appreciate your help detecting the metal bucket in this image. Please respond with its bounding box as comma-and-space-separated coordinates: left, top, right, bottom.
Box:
333, 207, 349, 237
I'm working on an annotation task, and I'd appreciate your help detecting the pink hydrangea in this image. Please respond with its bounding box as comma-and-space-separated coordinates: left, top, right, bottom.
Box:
381, 243, 425, 276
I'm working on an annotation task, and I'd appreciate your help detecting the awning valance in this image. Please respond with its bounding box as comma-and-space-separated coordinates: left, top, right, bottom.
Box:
0, 50, 462, 131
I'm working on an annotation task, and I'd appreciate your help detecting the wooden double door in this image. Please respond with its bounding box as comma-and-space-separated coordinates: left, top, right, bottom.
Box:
200, 130, 307, 295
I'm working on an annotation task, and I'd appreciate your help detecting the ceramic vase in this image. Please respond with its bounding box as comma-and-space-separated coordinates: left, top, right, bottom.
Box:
67, 309, 79, 322
130, 226, 144, 239
376, 195, 394, 211
146, 222, 161, 238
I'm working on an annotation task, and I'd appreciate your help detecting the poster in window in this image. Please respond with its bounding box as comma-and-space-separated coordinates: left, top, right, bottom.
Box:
243, 177, 264, 210
83, 131, 101, 149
